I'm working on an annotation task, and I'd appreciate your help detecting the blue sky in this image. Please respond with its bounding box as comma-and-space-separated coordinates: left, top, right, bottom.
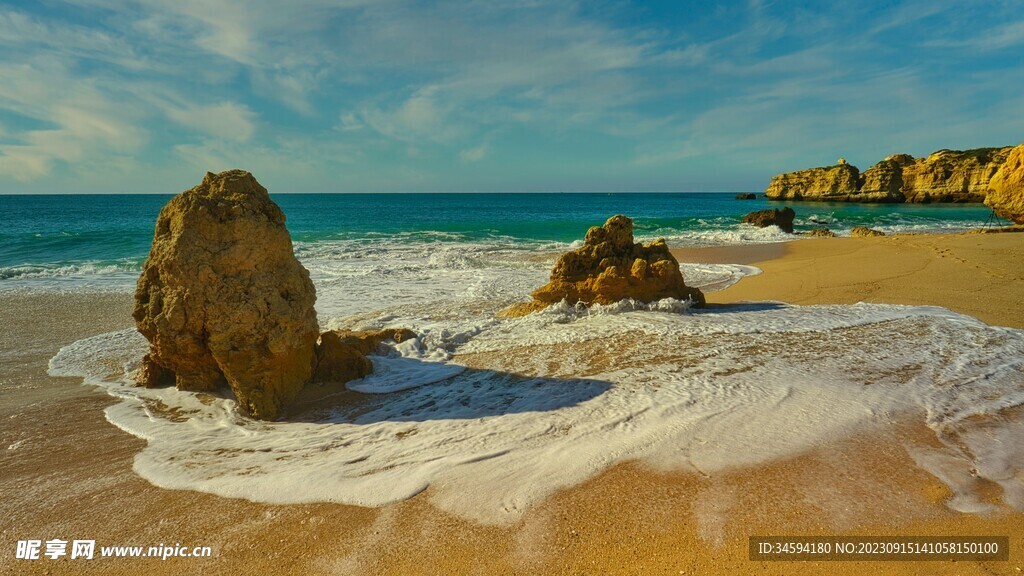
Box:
0, 0, 1022, 193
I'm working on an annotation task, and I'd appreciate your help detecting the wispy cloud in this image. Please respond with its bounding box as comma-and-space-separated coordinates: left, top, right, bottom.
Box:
164, 102, 257, 142
0, 0, 1022, 192
925, 19, 1024, 51
459, 143, 488, 163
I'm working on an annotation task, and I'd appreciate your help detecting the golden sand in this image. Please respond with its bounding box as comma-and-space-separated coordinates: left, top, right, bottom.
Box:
2, 232, 1023, 575
700, 232, 1024, 328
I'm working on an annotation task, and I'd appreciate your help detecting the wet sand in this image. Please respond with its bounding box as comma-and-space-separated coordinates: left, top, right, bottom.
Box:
699, 232, 1024, 328
2, 232, 1023, 575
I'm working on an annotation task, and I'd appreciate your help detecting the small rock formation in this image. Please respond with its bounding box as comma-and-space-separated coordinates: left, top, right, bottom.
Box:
742, 207, 796, 233
313, 328, 417, 384
502, 215, 705, 316
735, 193, 757, 200
135, 353, 175, 388
133, 170, 319, 420
851, 226, 885, 237
803, 227, 836, 237
985, 144, 1024, 224
765, 163, 860, 200
766, 147, 1013, 203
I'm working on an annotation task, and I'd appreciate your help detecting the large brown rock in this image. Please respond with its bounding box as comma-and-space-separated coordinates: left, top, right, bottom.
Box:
133, 170, 319, 420
742, 207, 795, 233
502, 215, 704, 316
765, 162, 860, 200
985, 144, 1024, 224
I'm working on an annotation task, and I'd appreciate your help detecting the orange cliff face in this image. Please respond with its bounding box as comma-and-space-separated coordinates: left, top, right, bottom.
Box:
986, 144, 1024, 224
765, 147, 1014, 204
900, 147, 1013, 203
764, 161, 862, 201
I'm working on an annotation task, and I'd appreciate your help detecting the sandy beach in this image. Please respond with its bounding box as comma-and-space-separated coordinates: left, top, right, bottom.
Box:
2, 232, 1023, 575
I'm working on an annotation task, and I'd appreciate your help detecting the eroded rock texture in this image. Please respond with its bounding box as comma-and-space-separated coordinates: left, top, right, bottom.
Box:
313, 329, 417, 384
765, 162, 860, 200
858, 154, 915, 202
742, 207, 796, 233
986, 144, 1024, 224
503, 215, 705, 316
901, 148, 1013, 203
133, 170, 319, 420
766, 147, 1013, 203
850, 226, 885, 237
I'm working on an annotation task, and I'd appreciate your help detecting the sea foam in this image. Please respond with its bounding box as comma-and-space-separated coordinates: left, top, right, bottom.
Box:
49, 298, 1024, 524
36, 216, 1024, 524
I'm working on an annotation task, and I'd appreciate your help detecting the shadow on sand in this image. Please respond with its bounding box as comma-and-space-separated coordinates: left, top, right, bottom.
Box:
696, 301, 788, 314
283, 358, 611, 425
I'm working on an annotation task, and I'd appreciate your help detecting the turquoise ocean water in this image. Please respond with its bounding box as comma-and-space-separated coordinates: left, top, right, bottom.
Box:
0, 192, 1001, 290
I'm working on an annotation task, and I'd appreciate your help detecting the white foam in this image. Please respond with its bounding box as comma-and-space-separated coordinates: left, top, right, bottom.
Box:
346, 338, 466, 394
681, 263, 761, 292
49, 298, 1024, 524
296, 236, 752, 326
0, 261, 141, 292
654, 224, 796, 247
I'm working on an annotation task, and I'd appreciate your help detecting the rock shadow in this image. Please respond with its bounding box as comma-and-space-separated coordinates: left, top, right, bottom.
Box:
282, 358, 611, 425
696, 301, 789, 314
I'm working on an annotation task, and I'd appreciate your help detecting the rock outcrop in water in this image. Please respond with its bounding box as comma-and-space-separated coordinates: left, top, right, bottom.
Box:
742, 207, 795, 233
313, 328, 417, 384
985, 144, 1024, 224
851, 226, 885, 237
133, 170, 320, 420
501, 215, 705, 316
766, 147, 1013, 203
803, 227, 836, 237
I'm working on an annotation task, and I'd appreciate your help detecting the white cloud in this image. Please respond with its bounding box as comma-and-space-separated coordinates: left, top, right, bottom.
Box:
459, 144, 487, 162
359, 88, 459, 142
2, 0, 1023, 191
0, 59, 147, 181
336, 112, 363, 132
867, 0, 953, 35
164, 102, 257, 142
930, 19, 1024, 51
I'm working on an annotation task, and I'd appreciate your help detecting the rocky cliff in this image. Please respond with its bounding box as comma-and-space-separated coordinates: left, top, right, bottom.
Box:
985, 145, 1024, 224
901, 148, 1013, 203
857, 154, 915, 202
766, 147, 1013, 203
764, 161, 860, 200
